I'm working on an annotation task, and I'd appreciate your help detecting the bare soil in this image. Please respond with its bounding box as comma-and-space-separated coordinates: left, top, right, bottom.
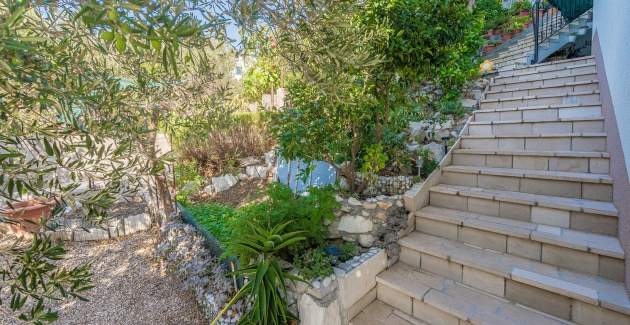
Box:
189, 177, 271, 208
0, 230, 206, 325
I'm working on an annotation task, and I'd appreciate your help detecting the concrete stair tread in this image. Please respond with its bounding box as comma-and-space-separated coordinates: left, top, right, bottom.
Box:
462, 132, 606, 139
491, 72, 597, 87
469, 116, 604, 125
350, 300, 427, 325
443, 165, 613, 184
494, 62, 596, 79
430, 184, 618, 216
453, 149, 609, 158
496, 57, 594, 74
475, 102, 601, 114
486, 80, 598, 94
399, 232, 630, 315
416, 206, 624, 259
480, 90, 600, 103
377, 263, 572, 325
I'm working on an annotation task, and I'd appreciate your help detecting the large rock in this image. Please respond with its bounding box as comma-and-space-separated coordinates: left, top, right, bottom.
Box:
203, 184, 215, 194
405, 142, 420, 153
246, 165, 269, 178
212, 174, 239, 192
422, 142, 446, 163
239, 157, 261, 167
298, 293, 341, 325
124, 212, 152, 235
264, 150, 276, 167
338, 215, 373, 233
409, 121, 430, 136
73, 228, 110, 241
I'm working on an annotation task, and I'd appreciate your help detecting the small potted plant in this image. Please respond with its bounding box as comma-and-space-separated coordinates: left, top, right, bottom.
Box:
1, 198, 56, 234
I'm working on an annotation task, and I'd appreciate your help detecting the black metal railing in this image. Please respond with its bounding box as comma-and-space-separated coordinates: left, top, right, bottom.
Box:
532, 0, 593, 63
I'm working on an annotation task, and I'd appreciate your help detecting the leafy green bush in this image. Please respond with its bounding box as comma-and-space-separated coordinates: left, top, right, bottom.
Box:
293, 248, 334, 281
183, 203, 238, 244
418, 148, 439, 178
475, 0, 509, 31
360, 144, 388, 183
510, 0, 532, 15
174, 160, 204, 203
339, 242, 359, 262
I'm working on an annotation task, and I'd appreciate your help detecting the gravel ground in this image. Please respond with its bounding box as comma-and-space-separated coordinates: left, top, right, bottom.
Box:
1, 230, 207, 325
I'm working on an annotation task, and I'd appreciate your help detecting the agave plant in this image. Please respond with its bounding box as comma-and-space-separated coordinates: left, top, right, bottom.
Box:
212, 220, 306, 325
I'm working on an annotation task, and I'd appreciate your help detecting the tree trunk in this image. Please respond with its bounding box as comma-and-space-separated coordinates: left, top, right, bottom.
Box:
146, 106, 174, 225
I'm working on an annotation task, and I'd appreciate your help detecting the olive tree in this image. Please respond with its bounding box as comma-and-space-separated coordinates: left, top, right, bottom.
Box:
0, 0, 230, 322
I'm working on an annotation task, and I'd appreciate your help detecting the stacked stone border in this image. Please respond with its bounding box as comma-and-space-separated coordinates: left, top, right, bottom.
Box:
44, 212, 152, 242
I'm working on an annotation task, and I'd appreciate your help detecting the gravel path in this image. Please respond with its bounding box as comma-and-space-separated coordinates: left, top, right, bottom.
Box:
1, 230, 207, 325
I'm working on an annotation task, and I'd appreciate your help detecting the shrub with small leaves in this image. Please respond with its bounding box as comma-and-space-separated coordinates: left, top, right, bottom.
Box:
293, 248, 334, 281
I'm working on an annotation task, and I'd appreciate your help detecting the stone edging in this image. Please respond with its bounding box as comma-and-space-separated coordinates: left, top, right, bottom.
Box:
45, 212, 152, 241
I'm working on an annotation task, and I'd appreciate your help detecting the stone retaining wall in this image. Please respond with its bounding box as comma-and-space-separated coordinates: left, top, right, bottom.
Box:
45, 212, 152, 241
329, 195, 414, 263
356, 175, 415, 197
157, 219, 240, 324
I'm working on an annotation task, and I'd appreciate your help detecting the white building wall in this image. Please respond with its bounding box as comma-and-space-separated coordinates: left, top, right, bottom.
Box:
593, 0, 630, 177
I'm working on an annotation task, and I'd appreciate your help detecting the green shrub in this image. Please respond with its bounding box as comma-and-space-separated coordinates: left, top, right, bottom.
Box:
418, 148, 439, 178
475, 0, 509, 31
360, 144, 388, 183
339, 242, 359, 262
293, 248, 334, 281
174, 160, 204, 204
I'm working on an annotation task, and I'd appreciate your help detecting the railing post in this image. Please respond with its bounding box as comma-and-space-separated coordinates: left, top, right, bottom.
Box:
533, 0, 540, 63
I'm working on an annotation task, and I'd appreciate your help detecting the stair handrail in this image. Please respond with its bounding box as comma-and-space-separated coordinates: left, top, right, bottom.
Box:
531, 0, 593, 64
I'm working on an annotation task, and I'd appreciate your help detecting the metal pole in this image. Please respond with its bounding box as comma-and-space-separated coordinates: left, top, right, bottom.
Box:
533, 0, 540, 63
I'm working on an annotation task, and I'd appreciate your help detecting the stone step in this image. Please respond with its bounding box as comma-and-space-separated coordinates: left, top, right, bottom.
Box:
485, 80, 599, 100
495, 63, 597, 83
497, 57, 595, 78
350, 300, 427, 325
460, 133, 607, 153
467, 117, 604, 136
376, 263, 571, 325
490, 71, 597, 90
441, 165, 612, 201
429, 184, 618, 236
480, 90, 600, 110
398, 232, 630, 324
452, 149, 610, 175
415, 205, 624, 263
474, 103, 602, 122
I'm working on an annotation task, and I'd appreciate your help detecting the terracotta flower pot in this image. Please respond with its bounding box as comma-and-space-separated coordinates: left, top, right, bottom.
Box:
501, 32, 513, 41
520, 10, 530, 17
1, 199, 56, 234
483, 44, 496, 54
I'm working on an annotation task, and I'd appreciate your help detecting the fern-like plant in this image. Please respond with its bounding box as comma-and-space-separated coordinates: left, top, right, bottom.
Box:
212, 220, 306, 325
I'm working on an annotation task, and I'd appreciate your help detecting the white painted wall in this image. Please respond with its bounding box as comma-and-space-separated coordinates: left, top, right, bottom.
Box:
593, 0, 630, 177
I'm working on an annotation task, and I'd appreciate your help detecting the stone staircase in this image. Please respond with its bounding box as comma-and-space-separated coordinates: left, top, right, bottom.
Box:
351, 57, 630, 325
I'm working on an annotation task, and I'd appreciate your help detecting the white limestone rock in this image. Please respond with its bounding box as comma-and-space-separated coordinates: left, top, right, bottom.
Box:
298, 294, 341, 325
246, 165, 269, 178
338, 215, 373, 233
422, 142, 446, 162
212, 174, 239, 192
